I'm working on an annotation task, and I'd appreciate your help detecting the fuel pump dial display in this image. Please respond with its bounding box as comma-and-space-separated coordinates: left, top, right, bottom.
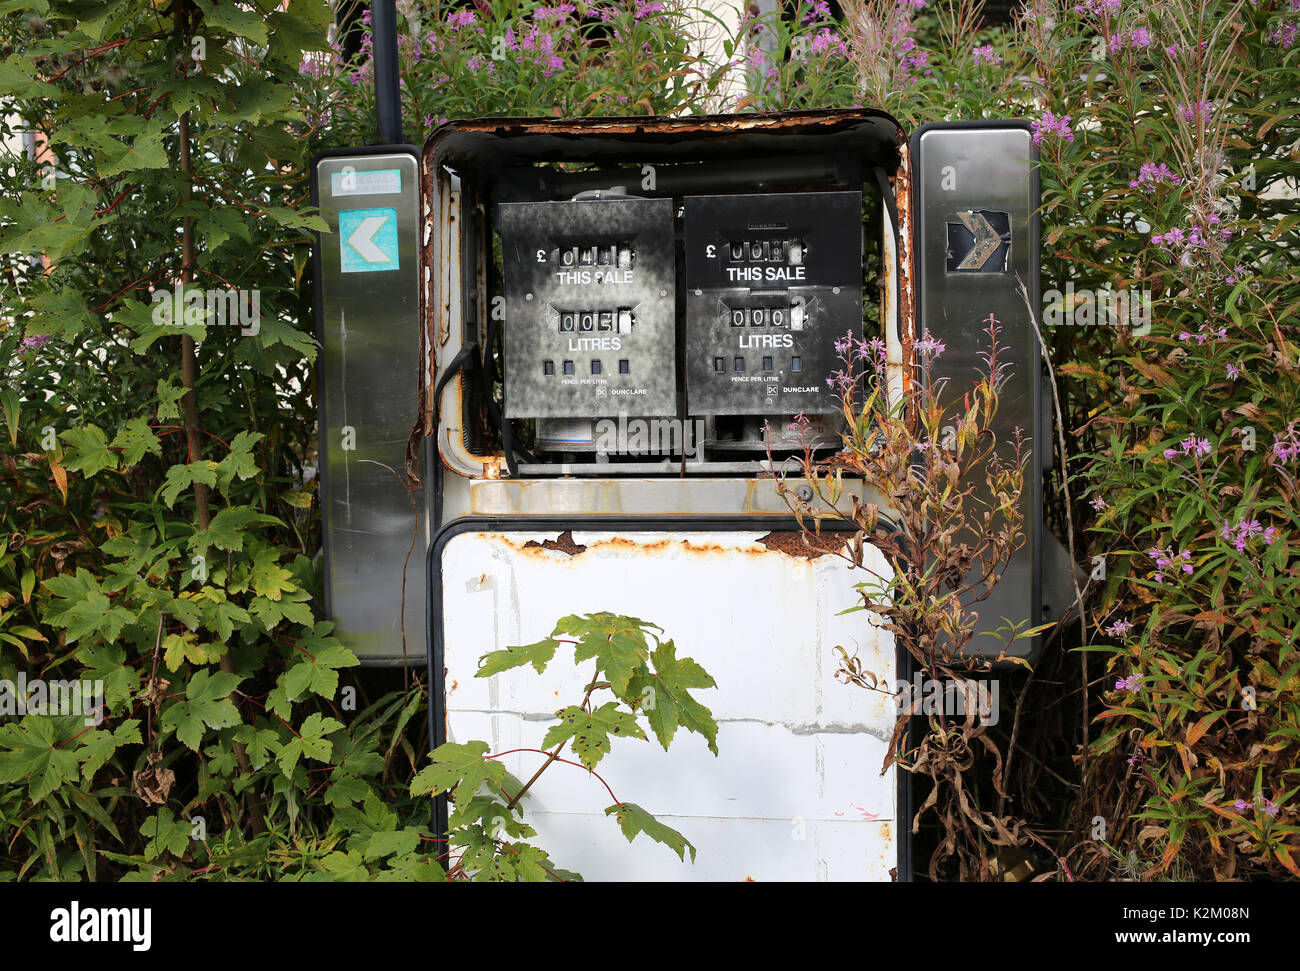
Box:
500, 197, 676, 419
683, 191, 863, 416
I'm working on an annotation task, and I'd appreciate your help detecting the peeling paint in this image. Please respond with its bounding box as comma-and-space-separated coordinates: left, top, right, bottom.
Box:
521, 530, 587, 556
756, 530, 848, 559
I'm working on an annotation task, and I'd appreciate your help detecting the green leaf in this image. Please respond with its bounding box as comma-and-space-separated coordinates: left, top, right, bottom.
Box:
2, 387, 19, 446
159, 460, 219, 508
281, 638, 359, 703
195, 505, 257, 554
561, 613, 656, 696
97, 128, 169, 178
476, 637, 560, 677
196, 0, 270, 44
605, 802, 696, 863
0, 717, 81, 801
363, 828, 421, 861
214, 430, 264, 492
275, 712, 343, 776
78, 721, 142, 779
60, 424, 118, 478
628, 640, 718, 754
319, 849, 370, 881
159, 669, 242, 751
410, 741, 506, 826
141, 808, 191, 860
234, 724, 280, 770
76, 641, 140, 710
541, 702, 645, 769
156, 379, 188, 422
250, 548, 295, 601
111, 418, 162, 467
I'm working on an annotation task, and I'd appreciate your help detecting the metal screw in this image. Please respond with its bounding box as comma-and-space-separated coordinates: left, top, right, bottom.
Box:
796, 485, 813, 502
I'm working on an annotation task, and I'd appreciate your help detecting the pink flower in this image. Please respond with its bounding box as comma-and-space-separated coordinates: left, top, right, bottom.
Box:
1106, 619, 1135, 638
914, 331, 946, 357
972, 44, 1001, 64
1270, 22, 1298, 49
1031, 110, 1074, 145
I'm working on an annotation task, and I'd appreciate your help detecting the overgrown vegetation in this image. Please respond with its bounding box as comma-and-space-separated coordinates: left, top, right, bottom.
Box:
2, 0, 1297, 881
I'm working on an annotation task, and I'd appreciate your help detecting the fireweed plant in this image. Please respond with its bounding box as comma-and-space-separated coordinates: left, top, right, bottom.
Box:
771, 322, 1053, 880
300, 0, 736, 145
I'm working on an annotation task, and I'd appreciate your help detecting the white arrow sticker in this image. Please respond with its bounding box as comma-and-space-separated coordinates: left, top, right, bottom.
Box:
347, 215, 391, 263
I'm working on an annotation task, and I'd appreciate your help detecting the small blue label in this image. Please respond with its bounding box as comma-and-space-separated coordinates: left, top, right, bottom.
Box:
339, 207, 399, 273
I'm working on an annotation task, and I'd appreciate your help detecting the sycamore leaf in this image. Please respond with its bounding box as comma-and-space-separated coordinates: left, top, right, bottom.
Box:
214, 430, 264, 493
141, 808, 191, 860
319, 849, 370, 881
282, 639, 360, 702
77, 721, 142, 780
250, 548, 295, 601
161, 631, 222, 672
560, 613, 655, 696
363, 828, 421, 861
541, 702, 645, 769
628, 640, 719, 755
476, 637, 559, 678
276, 712, 343, 777
605, 802, 696, 863
0, 716, 81, 801
194, 505, 257, 554
159, 669, 241, 751
111, 417, 161, 467
98, 128, 169, 178
60, 424, 118, 478
76, 641, 140, 710
410, 741, 506, 827
234, 724, 281, 771
156, 379, 188, 421
159, 460, 218, 508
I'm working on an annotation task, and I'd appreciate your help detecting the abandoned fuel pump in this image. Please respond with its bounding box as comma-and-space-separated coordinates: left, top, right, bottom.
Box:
311, 110, 1071, 881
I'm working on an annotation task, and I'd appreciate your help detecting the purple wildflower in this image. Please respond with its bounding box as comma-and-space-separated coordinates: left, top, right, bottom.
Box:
1270, 22, 1298, 49
1031, 111, 1074, 145
914, 331, 946, 357
19, 334, 52, 358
